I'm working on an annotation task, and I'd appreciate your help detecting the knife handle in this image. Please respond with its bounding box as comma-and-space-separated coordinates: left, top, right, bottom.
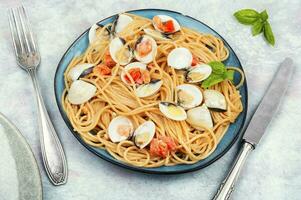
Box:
212, 142, 254, 200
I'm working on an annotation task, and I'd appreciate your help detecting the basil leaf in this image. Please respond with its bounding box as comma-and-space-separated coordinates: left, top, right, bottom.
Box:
225, 70, 235, 81
234, 8, 275, 46
201, 63, 235, 88
208, 61, 226, 75
201, 74, 224, 89
252, 19, 264, 36
234, 9, 260, 25
260, 10, 269, 21
264, 21, 275, 46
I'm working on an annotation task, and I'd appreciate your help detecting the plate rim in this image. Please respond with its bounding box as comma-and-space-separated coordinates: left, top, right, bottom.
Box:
54, 8, 248, 174
0, 112, 43, 199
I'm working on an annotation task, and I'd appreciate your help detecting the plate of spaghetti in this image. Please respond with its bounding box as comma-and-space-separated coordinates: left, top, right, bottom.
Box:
54, 9, 248, 174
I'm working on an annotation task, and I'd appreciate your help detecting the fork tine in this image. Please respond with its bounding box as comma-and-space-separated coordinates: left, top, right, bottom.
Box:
8, 8, 23, 56
12, 8, 27, 55
8, 6, 38, 58
17, 6, 32, 54
8, 6, 40, 70
18, 6, 37, 53
21, 6, 38, 52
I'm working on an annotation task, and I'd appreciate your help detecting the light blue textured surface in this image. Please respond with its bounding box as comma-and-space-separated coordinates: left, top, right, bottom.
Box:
54, 9, 247, 174
0, 0, 300, 200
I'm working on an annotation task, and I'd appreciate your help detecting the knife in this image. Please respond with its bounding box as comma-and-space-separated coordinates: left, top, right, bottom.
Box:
213, 58, 294, 200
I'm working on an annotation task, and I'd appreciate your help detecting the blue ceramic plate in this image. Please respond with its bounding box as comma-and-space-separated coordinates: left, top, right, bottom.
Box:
54, 9, 248, 174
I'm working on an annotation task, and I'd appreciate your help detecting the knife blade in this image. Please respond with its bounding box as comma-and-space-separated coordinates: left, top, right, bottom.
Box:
213, 58, 295, 200
243, 57, 294, 146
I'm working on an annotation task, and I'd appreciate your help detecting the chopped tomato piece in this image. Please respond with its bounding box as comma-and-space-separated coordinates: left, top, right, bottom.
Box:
124, 68, 150, 84
163, 20, 175, 33
93, 64, 111, 75
150, 138, 168, 158
133, 70, 143, 84
191, 55, 199, 66
135, 77, 144, 84
104, 50, 116, 68
161, 136, 177, 151
137, 40, 152, 57
124, 68, 142, 84
132, 70, 141, 80
150, 136, 177, 158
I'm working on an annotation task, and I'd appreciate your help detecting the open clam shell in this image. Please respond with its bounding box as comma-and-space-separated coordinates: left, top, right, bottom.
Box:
134, 35, 157, 64
68, 63, 94, 81
159, 102, 187, 121
111, 14, 133, 35
176, 84, 203, 109
120, 62, 147, 85
186, 104, 213, 130
167, 47, 193, 70
109, 37, 133, 65
67, 80, 97, 105
135, 80, 163, 98
133, 121, 156, 149
108, 116, 134, 143
88, 24, 110, 44
204, 90, 227, 111
152, 15, 180, 34
186, 64, 212, 83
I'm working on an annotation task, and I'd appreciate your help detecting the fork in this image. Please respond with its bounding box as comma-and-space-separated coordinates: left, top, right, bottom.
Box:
8, 6, 67, 186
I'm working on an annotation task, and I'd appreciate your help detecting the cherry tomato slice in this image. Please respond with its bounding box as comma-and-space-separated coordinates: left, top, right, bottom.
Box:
93, 64, 111, 75
163, 20, 175, 33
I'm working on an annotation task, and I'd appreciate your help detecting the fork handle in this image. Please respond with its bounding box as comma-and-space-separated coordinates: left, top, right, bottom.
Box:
28, 69, 68, 185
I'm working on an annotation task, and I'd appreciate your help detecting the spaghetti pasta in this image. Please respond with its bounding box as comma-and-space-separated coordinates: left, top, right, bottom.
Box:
62, 13, 243, 167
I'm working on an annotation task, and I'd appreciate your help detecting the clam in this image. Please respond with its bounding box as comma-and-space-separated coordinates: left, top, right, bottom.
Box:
88, 24, 110, 44
108, 116, 134, 143
204, 90, 227, 111
134, 35, 157, 64
176, 84, 203, 109
111, 14, 133, 35
152, 15, 180, 34
167, 47, 193, 69
135, 80, 163, 98
133, 121, 156, 149
109, 37, 133, 65
120, 62, 147, 85
88, 24, 101, 43
186, 104, 213, 130
159, 102, 187, 121
67, 80, 97, 105
186, 64, 212, 83
68, 63, 94, 81
143, 28, 171, 41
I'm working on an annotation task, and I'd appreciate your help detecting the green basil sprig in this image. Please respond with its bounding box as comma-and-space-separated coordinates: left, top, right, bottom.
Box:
252, 19, 264, 36
201, 61, 234, 88
264, 21, 275, 45
260, 10, 268, 21
234, 9, 259, 25
234, 9, 275, 46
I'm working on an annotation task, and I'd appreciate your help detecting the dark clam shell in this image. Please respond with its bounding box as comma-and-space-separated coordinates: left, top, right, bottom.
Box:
134, 36, 144, 50
110, 14, 120, 36
79, 66, 94, 79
